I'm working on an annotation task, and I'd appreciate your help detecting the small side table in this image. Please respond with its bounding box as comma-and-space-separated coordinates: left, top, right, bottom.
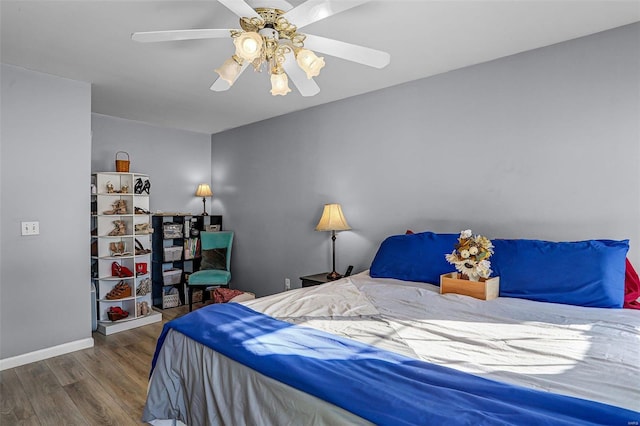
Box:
300, 273, 332, 288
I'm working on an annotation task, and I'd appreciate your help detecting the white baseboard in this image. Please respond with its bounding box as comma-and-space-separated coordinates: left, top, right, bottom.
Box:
0, 337, 94, 371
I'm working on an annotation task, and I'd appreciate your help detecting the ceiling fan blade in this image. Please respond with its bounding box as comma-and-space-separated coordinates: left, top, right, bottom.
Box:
283, 0, 370, 29
210, 62, 250, 92
217, 0, 261, 19
283, 51, 320, 97
132, 29, 232, 42
303, 34, 390, 69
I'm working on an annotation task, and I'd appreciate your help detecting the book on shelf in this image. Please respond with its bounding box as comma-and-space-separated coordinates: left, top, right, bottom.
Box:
184, 237, 201, 260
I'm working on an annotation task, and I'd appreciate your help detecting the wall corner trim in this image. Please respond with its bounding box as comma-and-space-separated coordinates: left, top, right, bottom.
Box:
0, 337, 95, 371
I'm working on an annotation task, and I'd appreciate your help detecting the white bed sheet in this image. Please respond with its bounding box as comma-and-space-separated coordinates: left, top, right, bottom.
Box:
145, 271, 640, 425
245, 271, 640, 412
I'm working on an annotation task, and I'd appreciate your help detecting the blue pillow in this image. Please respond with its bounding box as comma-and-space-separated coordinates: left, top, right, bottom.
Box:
491, 238, 629, 308
370, 232, 458, 285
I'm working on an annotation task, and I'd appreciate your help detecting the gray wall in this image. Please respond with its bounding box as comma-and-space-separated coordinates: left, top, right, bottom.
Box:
1, 64, 92, 359
91, 114, 212, 215
211, 23, 640, 297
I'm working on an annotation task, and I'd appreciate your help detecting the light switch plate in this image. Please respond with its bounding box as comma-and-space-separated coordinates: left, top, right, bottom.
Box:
21, 221, 40, 236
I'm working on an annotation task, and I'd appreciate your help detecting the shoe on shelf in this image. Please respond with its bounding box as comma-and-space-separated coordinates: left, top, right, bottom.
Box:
134, 207, 150, 215
105, 281, 132, 300
136, 278, 151, 296
111, 262, 134, 278
108, 220, 126, 236
110, 241, 131, 257
135, 262, 148, 276
136, 301, 150, 316
110, 242, 122, 256
118, 241, 131, 256
135, 238, 151, 255
107, 306, 129, 321
134, 223, 151, 235
103, 199, 128, 215
134, 178, 143, 194
142, 179, 151, 194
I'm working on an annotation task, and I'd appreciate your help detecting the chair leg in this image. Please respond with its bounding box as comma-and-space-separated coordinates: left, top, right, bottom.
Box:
189, 286, 193, 312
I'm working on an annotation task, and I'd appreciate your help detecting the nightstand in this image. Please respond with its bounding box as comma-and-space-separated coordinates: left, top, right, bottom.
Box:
299, 273, 332, 288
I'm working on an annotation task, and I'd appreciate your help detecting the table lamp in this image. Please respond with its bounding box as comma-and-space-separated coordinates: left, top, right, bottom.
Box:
195, 184, 213, 216
315, 203, 351, 280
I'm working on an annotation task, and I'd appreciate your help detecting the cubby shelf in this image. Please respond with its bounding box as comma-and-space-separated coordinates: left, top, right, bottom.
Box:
151, 214, 222, 309
91, 172, 161, 335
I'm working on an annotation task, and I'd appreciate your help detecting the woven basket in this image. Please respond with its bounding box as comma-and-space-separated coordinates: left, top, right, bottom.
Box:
163, 293, 181, 309
115, 151, 130, 172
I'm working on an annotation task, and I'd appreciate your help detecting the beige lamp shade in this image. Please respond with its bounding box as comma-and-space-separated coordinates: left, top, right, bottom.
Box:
296, 49, 325, 79
270, 72, 291, 96
234, 32, 263, 62
215, 57, 243, 85
195, 184, 213, 197
315, 203, 351, 232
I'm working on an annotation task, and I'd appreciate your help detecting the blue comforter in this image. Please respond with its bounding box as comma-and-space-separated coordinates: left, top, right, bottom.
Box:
151, 303, 639, 425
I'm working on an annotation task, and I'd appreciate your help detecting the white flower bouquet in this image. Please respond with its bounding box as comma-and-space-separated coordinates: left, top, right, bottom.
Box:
445, 229, 494, 281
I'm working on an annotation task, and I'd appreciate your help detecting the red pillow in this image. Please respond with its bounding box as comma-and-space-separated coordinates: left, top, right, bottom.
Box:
624, 258, 640, 309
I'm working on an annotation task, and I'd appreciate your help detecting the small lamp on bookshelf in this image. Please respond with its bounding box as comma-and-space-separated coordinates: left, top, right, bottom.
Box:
195, 184, 213, 216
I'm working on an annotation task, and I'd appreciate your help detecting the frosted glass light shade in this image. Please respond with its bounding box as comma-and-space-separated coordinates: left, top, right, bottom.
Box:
270, 72, 291, 96
234, 32, 263, 62
215, 57, 242, 85
296, 49, 325, 79
315, 203, 351, 232
195, 184, 213, 197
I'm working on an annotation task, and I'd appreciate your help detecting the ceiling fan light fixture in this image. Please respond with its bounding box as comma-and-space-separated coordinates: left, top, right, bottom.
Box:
234, 31, 263, 61
133, 0, 391, 97
215, 56, 243, 85
270, 72, 291, 96
296, 48, 325, 79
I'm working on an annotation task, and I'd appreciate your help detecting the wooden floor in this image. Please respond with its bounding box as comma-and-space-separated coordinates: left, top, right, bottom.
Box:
1, 305, 193, 426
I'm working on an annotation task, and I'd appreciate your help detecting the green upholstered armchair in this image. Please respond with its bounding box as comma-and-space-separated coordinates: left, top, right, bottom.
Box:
187, 231, 233, 311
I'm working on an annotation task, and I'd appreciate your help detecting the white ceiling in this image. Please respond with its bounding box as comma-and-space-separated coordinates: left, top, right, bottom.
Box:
2, 1, 639, 135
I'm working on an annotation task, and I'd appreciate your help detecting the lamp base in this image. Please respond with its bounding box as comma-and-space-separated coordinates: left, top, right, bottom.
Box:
326, 271, 343, 281
201, 197, 209, 216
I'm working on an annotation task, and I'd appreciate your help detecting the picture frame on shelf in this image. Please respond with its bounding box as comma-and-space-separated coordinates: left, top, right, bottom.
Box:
206, 224, 220, 232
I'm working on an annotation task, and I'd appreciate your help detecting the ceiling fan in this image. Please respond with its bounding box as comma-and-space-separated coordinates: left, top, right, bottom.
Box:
131, 0, 390, 96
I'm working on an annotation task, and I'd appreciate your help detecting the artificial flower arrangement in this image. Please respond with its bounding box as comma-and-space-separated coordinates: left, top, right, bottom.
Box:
445, 229, 494, 281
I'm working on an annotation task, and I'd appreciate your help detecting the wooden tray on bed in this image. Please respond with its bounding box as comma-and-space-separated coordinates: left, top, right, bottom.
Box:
440, 273, 500, 300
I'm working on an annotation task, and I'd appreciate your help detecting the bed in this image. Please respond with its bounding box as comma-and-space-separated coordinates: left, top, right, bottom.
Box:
143, 233, 640, 425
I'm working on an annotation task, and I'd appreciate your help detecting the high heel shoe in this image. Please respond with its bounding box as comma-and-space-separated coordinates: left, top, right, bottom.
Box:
110, 242, 122, 256
111, 241, 131, 256
135, 262, 148, 276
103, 199, 128, 215
134, 223, 151, 235
118, 241, 131, 256
136, 301, 150, 316
107, 306, 129, 321
134, 207, 150, 215
142, 179, 150, 194
136, 278, 151, 296
108, 220, 126, 236
105, 281, 132, 300
135, 238, 151, 255
134, 178, 143, 194
111, 262, 134, 278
